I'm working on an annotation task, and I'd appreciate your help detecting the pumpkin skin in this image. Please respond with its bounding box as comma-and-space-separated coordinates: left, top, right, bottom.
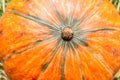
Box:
0, 0, 120, 80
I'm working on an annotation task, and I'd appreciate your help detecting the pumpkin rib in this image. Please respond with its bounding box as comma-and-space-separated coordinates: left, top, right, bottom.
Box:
1, 39, 42, 62
76, 47, 94, 79
64, 48, 84, 80
11, 10, 59, 31
0, 12, 53, 58
3, 40, 57, 80
37, 47, 63, 80
73, 0, 104, 29
41, 38, 63, 72
89, 48, 116, 79
49, 1, 66, 27
60, 42, 69, 80
86, 47, 114, 74
69, 41, 85, 79
2, 36, 59, 62
88, 36, 120, 72
77, 46, 113, 79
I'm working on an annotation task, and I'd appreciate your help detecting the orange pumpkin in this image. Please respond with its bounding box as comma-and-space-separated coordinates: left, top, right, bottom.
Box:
0, 0, 120, 80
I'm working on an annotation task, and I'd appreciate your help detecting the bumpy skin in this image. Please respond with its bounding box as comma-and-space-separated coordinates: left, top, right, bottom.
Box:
0, 0, 120, 80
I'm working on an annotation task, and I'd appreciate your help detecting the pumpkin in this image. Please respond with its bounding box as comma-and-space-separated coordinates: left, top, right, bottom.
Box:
0, 0, 120, 80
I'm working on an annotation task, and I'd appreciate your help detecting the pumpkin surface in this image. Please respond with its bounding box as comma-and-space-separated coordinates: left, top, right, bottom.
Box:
0, 0, 120, 80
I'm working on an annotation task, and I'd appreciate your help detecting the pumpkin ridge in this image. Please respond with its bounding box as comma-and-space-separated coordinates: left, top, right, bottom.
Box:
66, 12, 73, 27
49, 2, 65, 26
2, 36, 58, 62
77, 28, 118, 36
41, 37, 63, 72
87, 37, 120, 73
86, 47, 114, 75
76, 46, 114, 79
69, 41, 85, 79
60, 42, 69, 80
85, 28, 117, 33
11, 10, 59, 31
73, 0, 104, 29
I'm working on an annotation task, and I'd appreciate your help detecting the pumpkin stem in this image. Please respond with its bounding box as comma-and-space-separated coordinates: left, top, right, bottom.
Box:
62, 27, 73, 41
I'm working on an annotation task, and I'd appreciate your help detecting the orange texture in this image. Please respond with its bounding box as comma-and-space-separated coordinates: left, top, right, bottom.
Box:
0, 0, 120, 80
